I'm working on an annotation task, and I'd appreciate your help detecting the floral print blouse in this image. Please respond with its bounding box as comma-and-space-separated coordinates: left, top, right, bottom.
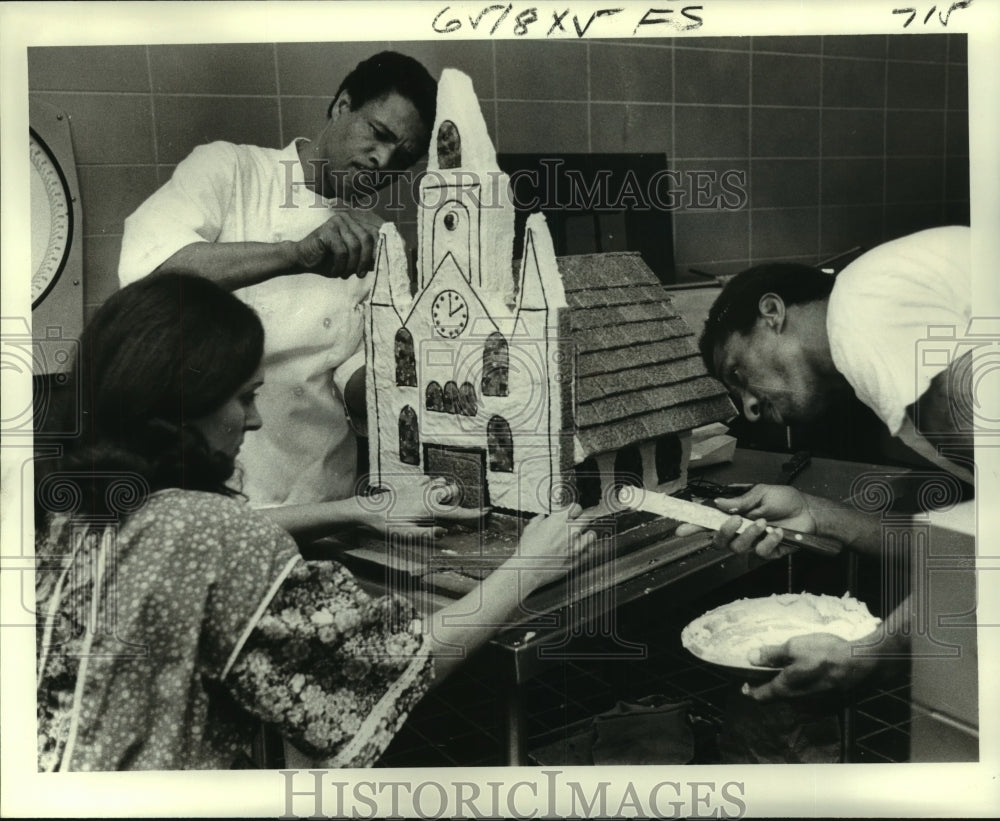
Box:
36, 489, 431, 771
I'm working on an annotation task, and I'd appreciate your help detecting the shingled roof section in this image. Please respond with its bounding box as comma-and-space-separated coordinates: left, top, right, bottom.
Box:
555, 252, 735, 457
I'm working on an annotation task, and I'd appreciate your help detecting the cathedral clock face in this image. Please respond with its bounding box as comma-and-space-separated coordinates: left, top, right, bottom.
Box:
30, 130, 73, 309
431, 289, 469, 338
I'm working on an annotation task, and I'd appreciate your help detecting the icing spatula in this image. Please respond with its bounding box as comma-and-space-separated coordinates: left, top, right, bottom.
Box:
617, 486, 842, 557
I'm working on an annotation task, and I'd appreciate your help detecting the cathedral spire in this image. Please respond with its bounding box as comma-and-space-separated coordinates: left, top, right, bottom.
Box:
517, 212, 566, 313
417, 69, 516, 304
371, 222, 411, 322
428, 69, 498, 171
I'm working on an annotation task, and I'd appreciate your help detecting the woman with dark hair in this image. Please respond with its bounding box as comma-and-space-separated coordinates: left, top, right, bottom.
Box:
58, 269, 266, 514
36, 273, 593, 771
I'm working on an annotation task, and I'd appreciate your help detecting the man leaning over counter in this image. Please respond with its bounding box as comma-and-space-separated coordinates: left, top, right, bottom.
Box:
688, 225, 976, 700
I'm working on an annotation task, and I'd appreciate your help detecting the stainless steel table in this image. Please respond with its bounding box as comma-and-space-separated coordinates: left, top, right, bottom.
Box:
331, 448, 919, 765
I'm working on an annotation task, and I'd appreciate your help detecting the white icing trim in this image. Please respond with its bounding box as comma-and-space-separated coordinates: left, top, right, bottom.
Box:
221, 554, 302, 680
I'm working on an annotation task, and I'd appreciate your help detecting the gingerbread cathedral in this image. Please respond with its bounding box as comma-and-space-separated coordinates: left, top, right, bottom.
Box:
365, 69, 734, 515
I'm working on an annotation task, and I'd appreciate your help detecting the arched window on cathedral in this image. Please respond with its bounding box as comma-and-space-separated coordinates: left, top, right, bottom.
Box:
437, 120, 461, 169
443, 381, 460, 415
481, 332, 509, 397
459, 382, 477, 417
426, 381, 443, 412
398, 406, 419, 465
613, 446, 643, 492
487, 416, 514, 473
395, 328, 416, 386
654, 434, 682, 484
574, 456, 603, 509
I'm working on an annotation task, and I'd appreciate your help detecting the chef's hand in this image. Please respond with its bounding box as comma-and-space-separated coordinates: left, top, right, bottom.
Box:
294, 209, 384, 279
675, 484, 818, 559
742, 632, 880, 701
356, 476, 488, 539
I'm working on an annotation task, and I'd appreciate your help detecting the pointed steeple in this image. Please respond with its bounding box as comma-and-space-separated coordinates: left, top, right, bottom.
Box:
428, 69, 498, 171
418, 69, 516, 303
371, 222, 412, 321
517, 212, 566, 313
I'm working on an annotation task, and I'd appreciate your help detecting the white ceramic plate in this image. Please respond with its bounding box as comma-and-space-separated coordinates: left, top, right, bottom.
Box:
681, 592, 881, 679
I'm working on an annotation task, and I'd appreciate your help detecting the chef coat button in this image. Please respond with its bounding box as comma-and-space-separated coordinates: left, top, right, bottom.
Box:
293, 387, 304, 397
323, 317, 332, 328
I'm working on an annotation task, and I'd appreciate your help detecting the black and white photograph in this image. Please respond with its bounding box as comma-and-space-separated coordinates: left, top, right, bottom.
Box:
2, 1, 998, 817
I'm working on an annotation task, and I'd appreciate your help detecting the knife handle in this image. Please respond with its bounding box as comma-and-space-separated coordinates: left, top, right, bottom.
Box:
776, 528, 842, 556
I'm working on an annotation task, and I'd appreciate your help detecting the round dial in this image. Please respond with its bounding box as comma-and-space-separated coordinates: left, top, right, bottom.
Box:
431, 289, 469, 339
30, 130, 73, 309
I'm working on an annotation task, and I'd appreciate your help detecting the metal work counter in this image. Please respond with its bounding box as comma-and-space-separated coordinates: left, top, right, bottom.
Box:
484, 448, 914, 763
329, 448, 922, 765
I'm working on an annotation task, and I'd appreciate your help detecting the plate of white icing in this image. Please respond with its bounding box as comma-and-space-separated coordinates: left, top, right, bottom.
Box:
681, 592, 881, 679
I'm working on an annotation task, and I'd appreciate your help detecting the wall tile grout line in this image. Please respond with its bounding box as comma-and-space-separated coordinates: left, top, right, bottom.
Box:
32, 89, 952, 116
941, 37, 951, 225
585, 41, 592, 155
671, 155, 951, 162
817, 35, 824, 260
747, 42, 753, 266
674, 200, 948, 212
881, 35, 889, 241
33, 90, 283, 99
273, 44, 284, 148
145, 46, 159, 173
670, 39, 677, 272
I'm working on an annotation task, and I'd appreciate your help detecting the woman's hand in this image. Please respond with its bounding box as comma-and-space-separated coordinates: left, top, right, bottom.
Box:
423, 503, 596, 684
676, 484, 819, 559
354, 476, 488, 539
511, 504, 597, 592
742, 631, 881, 701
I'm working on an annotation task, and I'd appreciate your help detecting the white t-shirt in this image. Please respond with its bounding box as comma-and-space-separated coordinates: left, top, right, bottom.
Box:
119, 140, 370, 506
826, 225, 973, 483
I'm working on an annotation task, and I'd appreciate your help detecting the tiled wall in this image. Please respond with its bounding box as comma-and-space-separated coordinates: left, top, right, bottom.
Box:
27, 35, 968, 321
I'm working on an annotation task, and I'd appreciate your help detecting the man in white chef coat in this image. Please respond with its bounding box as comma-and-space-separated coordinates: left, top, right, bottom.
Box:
692, 225, 977, 701
119, 51, 437, 509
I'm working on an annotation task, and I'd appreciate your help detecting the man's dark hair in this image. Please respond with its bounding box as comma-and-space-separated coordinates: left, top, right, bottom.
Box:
328, 51, 437, 137
699, 262, 835, 376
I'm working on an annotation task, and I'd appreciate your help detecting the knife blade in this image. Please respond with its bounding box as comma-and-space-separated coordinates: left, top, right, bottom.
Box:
776, 449, 811, 485
617, 486, 842, 557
